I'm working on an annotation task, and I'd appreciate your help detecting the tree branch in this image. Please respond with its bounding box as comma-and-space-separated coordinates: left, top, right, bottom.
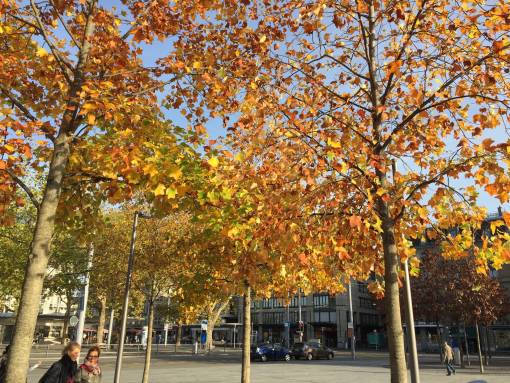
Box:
0, 85, 37, 122
30, 0, 73, 83
3, 168, 40, 210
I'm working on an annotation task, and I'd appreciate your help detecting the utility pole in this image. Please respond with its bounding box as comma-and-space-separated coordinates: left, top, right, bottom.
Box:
404, 259, 420, 383
75, 242, 93, 344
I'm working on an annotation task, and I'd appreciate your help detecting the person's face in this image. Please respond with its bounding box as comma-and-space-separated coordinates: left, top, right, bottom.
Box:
68, 347, 80, 361
87, 351, 99, 365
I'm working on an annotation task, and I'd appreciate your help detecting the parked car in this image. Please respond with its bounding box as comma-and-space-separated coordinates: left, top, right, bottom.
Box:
291, 342, 334, 360
251, 343, 291, 362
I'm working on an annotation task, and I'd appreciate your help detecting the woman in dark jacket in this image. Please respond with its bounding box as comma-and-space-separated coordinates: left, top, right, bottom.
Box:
39, 342, 80, 383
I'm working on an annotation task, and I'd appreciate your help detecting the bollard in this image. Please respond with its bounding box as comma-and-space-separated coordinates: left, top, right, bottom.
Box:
194, 341, 198, 355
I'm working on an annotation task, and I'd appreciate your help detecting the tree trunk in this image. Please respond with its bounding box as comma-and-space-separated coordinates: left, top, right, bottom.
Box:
5, 130, 72, 380
205, 299, 230, 353
96, 295, 107, 345
176, 322, 182, 346
61, 296, 73, 344
381, 215, 408, 383
4, 4, 96, 381
241, 284, 251, 383
463, 323, 470, 366
142, 299, 155, 383
475, 321, 484, 374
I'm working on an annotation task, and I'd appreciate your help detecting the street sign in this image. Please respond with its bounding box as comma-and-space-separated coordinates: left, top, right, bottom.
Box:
201, 319, 208, 331
284, 322, 289, 327
347, 322, 353, 329
69, 315, 79, 327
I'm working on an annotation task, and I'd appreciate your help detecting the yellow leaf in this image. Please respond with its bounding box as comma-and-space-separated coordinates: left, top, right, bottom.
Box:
165, 187, 177, 199
82, 102, 97, 111
167, 165, 182, 180
327, 138, 341, 148
4, 144, 15, 152
208, 157, 219, 168
87, 114, 96, 125
36, 47, 48, 57
192, 61, 202, 69
259, 34, 267, 43
154, 184, 166, 196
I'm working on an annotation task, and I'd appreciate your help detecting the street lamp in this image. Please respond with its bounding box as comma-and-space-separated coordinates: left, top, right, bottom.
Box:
113, 211, 150, 383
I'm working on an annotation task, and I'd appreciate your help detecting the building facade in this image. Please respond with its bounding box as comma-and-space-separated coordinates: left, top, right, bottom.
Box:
250, 282, 383, 349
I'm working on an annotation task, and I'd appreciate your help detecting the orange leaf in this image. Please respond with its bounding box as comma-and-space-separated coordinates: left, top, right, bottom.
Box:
349, 215, 362, 229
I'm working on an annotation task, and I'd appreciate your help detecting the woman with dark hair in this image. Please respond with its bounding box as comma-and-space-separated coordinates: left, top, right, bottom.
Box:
38, 342, 80, 383
75, 346, 102, 383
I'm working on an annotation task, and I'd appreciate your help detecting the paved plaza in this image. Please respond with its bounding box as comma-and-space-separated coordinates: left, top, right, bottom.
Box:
25, 348, 509, 383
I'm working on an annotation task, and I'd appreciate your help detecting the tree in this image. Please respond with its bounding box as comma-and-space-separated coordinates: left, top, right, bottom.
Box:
43, 232, 88, 343
0, 1, 211, 380
163, 2, 510, 381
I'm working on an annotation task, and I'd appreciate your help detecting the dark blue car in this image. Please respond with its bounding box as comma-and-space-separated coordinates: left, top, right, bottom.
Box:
251, 343, 291, 362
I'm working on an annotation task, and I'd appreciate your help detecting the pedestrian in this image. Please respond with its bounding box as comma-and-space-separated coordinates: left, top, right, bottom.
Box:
75, 346, 102, 383
38, 341, 80, 383
442, 341, 456, 376
0, 345, 10, 383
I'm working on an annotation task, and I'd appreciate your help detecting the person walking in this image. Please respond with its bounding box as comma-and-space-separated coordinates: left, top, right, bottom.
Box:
38, 342, 80, 383
443, 341, 456, 376
75, 346, 102, 383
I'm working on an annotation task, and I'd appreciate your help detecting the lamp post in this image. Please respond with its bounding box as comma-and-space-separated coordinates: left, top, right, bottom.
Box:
348, 279, 356, 360
404, 259, 420, 383
113, 211, 150, 383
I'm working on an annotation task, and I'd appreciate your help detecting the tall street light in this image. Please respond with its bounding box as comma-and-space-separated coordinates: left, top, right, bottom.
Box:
348, 279, 356, 360
404, 259, 420, 383
113, 211, 150, 383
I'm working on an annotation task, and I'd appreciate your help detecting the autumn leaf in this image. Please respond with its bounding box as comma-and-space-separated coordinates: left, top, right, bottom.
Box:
207, 157, 219, 168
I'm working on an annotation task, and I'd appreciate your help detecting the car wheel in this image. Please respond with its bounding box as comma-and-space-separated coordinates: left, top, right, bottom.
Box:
261, 355, 268, 362
328, 353, 334, 360
295, 356, 300, 360
284, 354, 291, 362
306, 353, 313, 361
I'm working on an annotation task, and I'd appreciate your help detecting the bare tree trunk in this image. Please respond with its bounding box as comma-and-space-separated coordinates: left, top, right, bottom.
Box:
205, 299, 231, 353
61, 296, 73, 344
381, 215, 408, 383
176, 322, 182, 346
142, 299, 155, 383
96, 295, 107, 345
241, 284, 251, 383
5, 3, 96, 381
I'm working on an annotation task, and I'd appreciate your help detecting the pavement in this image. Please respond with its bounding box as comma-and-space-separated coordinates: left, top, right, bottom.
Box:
25, 347, 509, 383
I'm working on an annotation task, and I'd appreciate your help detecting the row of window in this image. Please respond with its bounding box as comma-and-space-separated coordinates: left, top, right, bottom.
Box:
253, 294, 342, 309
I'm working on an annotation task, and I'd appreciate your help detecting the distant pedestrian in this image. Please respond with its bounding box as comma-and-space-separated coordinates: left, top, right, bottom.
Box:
75, 346, 102, 383
0, 345, 10, 383
38, 341, 80, 383
442, 341, 456, 376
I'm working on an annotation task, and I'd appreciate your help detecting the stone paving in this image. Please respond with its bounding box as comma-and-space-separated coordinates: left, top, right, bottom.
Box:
26, 349, 509, 383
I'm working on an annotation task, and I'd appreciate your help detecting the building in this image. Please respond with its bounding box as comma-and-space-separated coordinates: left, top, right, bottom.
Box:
250, 282, 383, 349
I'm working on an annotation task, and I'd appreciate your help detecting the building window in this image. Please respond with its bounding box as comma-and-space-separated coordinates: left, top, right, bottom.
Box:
359, 297, 373, 308
313, 294, 329, 308
358, 282, 369, 294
